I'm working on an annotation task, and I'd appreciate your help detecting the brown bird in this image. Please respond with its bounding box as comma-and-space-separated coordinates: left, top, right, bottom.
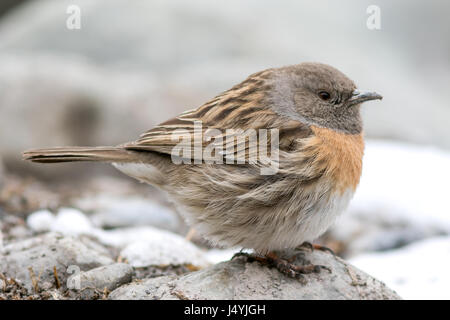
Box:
23, 62, 382, 279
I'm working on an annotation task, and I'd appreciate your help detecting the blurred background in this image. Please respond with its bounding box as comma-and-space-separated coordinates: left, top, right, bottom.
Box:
0, 0, 449, 299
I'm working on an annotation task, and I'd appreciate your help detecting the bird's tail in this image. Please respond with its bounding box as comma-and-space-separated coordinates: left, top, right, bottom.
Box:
22, 146, 135, 163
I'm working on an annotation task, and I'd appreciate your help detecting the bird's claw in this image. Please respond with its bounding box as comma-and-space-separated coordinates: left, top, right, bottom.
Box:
296, 241, 336, 256
232, 250, 332, 282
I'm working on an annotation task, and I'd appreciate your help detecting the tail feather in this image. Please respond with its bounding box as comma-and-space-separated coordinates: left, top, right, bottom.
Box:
22, 146, 134, 163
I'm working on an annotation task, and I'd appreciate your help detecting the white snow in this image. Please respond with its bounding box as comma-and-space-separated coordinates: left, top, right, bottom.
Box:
330, 139, 450, 255
350, 236, 450, 300
204, 248, 242, 264
51, 208, 94, 235
26, 209, 56, 233
351, 139, 450, 230
27, 208, 93, 235
339, 140, 450, 299
26, 210, 210, 268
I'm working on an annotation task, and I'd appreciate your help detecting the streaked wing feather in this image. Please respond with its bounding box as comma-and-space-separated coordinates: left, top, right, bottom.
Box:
123, 70, 313, 164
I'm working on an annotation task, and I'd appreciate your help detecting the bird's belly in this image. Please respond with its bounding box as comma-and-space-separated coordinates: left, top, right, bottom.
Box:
112, 161, 356, 253
275, 188, 354, 248
234, 187, 355, 253
178, 179, 355, 253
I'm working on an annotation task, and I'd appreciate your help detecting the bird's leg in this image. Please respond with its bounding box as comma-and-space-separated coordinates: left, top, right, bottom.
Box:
184, 228, 196, 241
265, 252, 331, 279
232, 250, 331, 281
231, 250, 270, 265
296, 241, 336, 256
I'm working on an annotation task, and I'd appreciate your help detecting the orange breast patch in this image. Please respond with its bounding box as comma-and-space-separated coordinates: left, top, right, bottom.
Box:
308, 126, 364, 193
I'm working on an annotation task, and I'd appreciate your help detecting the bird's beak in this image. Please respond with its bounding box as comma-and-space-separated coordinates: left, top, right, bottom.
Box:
347, 90, 383, 107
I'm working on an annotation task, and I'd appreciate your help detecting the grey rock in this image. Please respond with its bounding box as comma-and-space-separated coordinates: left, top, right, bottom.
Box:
109, 249, 401, 300
119, 234, 210, 269
91, 226, 210, 268
0, 54, 164, 178
71, 263, 134, 299
0, 232, 114, 293
75, 194, 181, 232
7, 225, 32, 240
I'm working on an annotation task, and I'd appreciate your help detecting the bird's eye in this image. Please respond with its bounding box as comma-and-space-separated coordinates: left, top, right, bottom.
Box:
318, 91, 331, 101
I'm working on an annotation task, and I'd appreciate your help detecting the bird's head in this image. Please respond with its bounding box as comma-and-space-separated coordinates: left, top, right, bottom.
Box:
268, 62, 382, 134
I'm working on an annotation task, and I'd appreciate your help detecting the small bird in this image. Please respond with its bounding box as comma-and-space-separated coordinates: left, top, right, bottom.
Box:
23, 62, 382, 278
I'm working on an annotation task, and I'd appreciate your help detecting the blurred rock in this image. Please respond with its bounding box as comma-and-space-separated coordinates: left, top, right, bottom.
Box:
25, 207, 206, 267
0, 175, 61, 215
0, 214, 30, 242
0, 232, 113, 293
89, 226, 209, 268
70, 263, 134, 299
120, 239, 209, 269
7, 224, 31, 240
0, 54, 165, 179
75, 194, 181, 232
109, 249, 401, 300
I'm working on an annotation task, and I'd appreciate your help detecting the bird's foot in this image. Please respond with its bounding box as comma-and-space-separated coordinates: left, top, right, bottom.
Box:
296, 241, 336, 256
267, 252, 331, 282
232, 250, 331, 282
231, 250, 268, 264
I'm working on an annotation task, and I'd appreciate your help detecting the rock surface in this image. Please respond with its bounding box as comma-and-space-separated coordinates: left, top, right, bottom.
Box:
26, 209, 204, 268
0, 232, 113, 293
109, 249, 401, 300
85, 226, 209, 268
71, 263, 134, 299
0, 227, 402, 299
115, 228, 210, 268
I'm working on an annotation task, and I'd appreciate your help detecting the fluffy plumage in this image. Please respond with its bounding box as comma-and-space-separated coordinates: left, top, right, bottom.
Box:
23, 62, 381, 254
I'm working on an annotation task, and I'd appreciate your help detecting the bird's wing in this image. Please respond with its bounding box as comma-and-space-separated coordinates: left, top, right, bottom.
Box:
122, 70, 313, 164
